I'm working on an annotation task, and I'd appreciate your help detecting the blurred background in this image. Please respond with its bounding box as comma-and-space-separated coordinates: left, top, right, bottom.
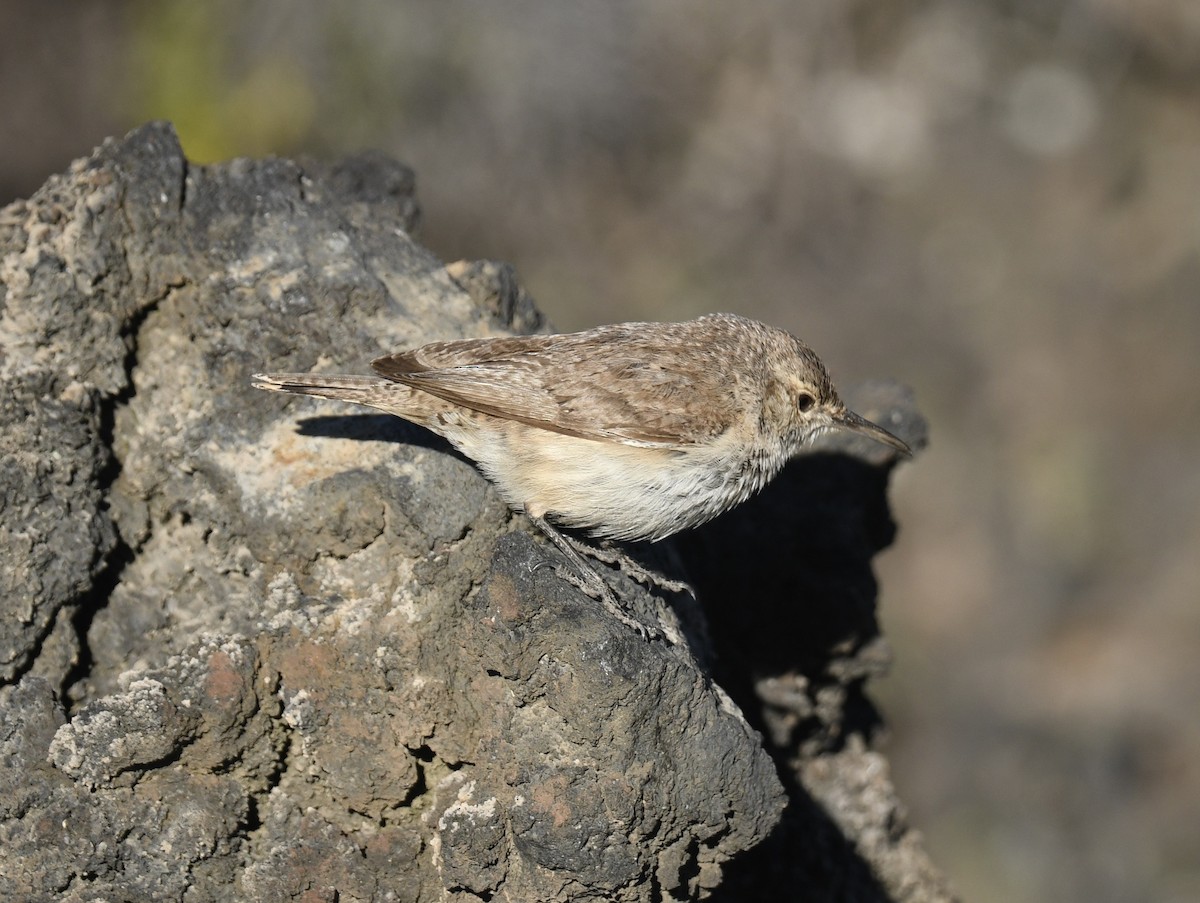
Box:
4, 1, 1197, 900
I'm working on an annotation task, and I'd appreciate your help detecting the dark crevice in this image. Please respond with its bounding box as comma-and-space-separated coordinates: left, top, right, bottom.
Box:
241, 786, 264, 835
397, 744, 436, 809
444, 885, 493, 902
61, 285, 174, 709
178, 153, 190, 212
648, 870, 663, 903
59, 541, 133, 707
239, 724, 292, 847
676, 837, 702, 898
121, 743, 190, 784
409, 744, 437, 764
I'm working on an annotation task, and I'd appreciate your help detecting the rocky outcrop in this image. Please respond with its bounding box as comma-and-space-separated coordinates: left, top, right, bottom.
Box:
0, 123, 947, 902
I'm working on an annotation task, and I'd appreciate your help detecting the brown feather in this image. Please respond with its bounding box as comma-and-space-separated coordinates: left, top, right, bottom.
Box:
369, 315, 766, 447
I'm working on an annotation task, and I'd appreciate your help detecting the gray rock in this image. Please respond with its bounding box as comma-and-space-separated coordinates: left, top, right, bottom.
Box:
0, 122, 950, 901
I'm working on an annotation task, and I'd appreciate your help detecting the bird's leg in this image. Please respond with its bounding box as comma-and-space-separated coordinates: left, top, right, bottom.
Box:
530, 516, 662, 640
578, 539, 695, 598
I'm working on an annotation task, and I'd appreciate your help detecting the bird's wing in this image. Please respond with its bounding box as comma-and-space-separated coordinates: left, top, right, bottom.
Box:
370, 321, 740, 447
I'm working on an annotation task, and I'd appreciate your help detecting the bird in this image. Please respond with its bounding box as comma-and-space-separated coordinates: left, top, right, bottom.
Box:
253, 312, 910, 633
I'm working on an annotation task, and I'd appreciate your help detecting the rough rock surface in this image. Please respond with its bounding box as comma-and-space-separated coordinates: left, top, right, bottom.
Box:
0, 123, 952, 901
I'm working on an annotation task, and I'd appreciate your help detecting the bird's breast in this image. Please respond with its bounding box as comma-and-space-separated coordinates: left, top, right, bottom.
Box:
453, 422, 781, 542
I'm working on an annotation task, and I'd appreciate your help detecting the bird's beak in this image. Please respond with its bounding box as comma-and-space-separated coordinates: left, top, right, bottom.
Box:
833, 409, 912, 456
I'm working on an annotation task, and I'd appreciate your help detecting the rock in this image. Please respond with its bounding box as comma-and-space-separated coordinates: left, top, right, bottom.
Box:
1, 122, 921, 901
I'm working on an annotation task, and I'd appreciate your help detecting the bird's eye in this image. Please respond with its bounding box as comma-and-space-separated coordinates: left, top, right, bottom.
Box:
797, 392, 816, 413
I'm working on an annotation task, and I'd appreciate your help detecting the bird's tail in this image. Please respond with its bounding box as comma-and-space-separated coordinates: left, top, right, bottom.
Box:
251, 372, 401, 407
252, 372, 387, 396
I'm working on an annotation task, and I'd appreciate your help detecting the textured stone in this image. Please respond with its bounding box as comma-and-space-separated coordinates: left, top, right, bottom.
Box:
0, 122, 944, 902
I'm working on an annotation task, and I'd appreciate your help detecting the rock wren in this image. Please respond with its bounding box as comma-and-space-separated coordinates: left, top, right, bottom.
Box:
253, 313, 909, 628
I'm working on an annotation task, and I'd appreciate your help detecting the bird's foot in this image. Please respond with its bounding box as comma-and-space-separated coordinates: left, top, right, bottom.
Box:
530, 516, 665, 641
582, 540, 695, 598
548, 562, 662, 641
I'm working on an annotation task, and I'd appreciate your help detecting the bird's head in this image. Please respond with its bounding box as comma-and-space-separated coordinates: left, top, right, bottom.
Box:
767, 333, 911, 458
